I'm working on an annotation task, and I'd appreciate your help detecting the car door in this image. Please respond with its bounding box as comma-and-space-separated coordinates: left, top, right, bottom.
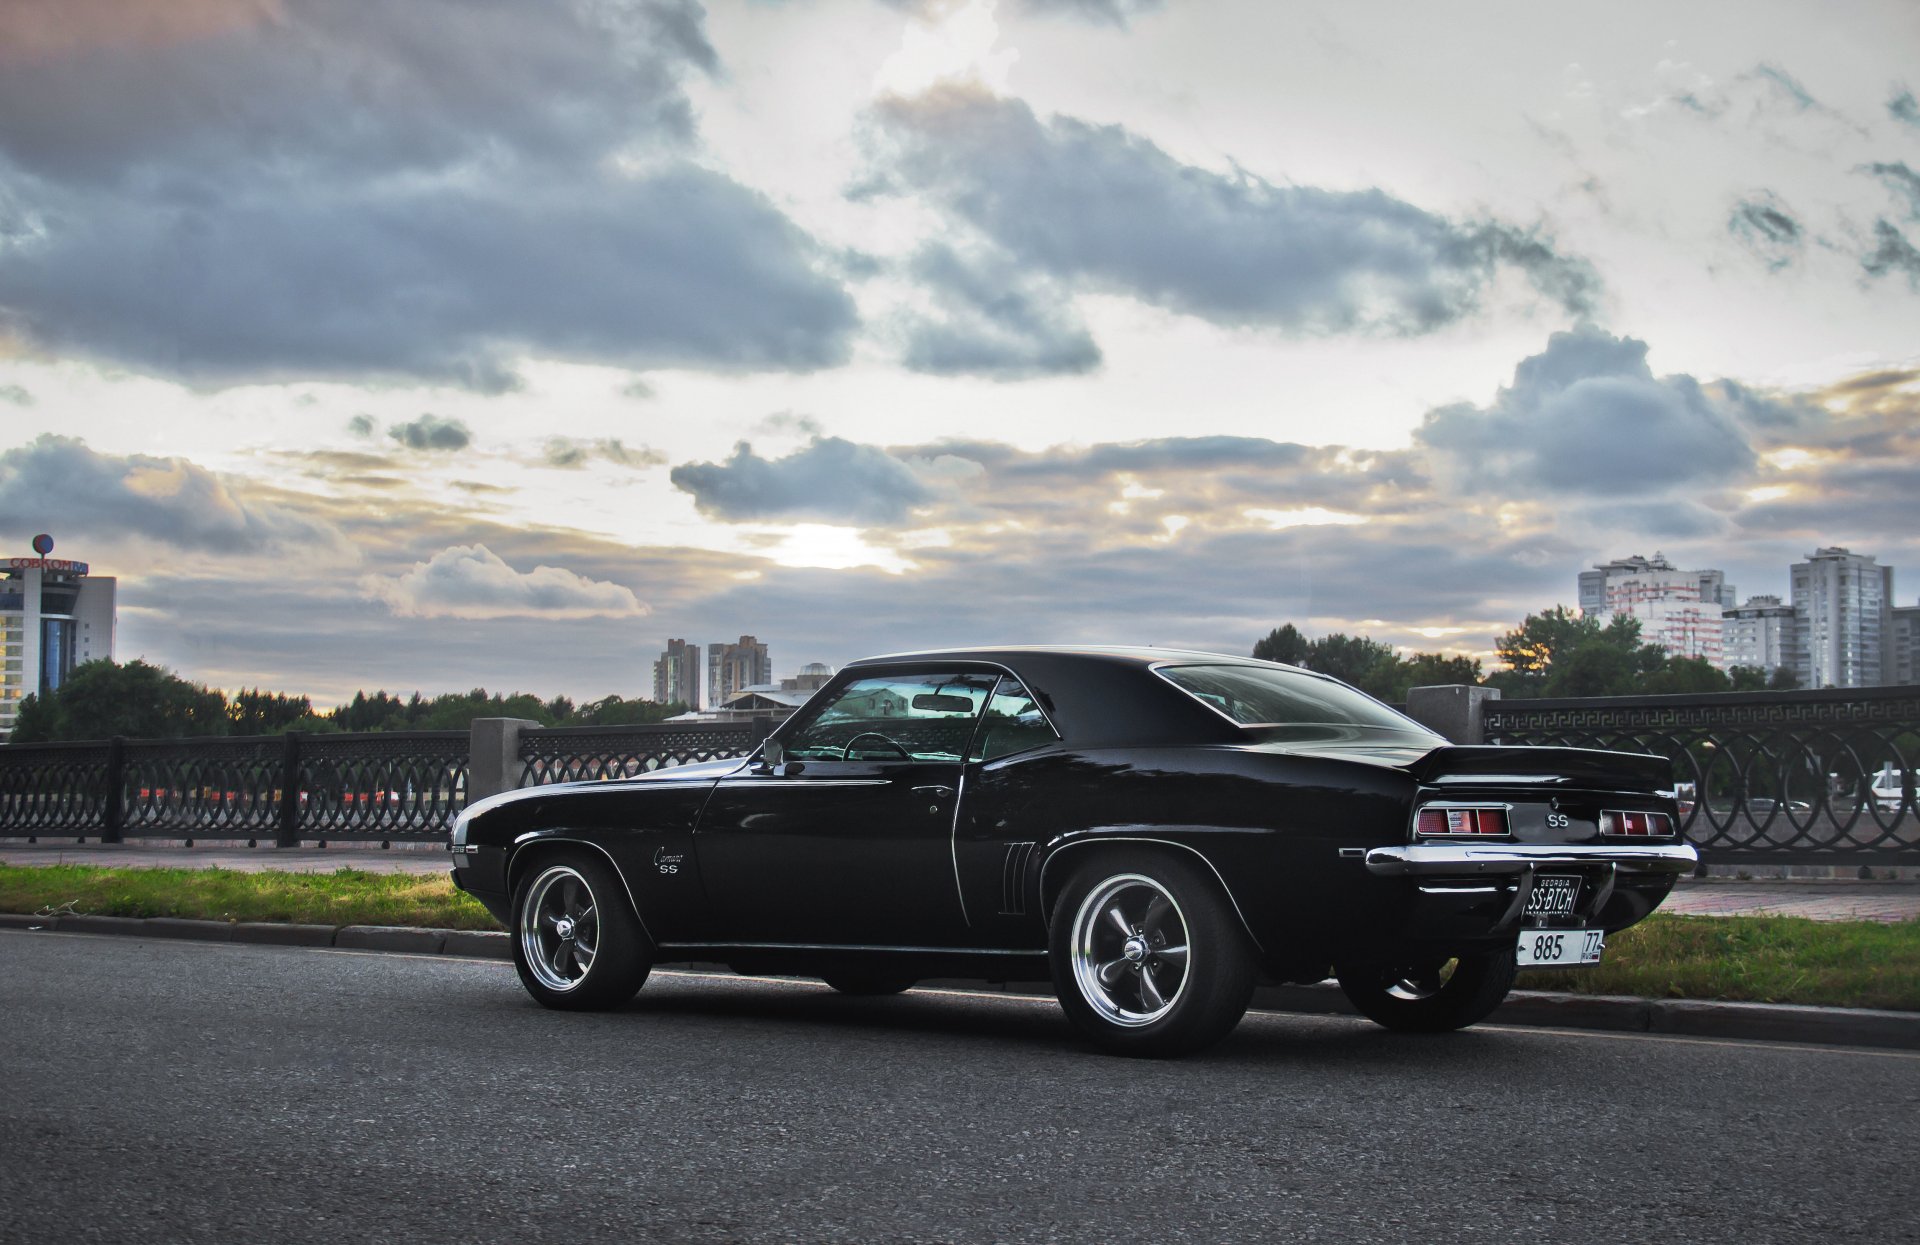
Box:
694, 669, 996, 947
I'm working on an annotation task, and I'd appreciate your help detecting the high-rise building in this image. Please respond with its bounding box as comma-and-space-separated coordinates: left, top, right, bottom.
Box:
2, 544, 117, 737
1789, 547, 1894, 688
707, 635, 771, 707
1890, 603, 1920, 685
1722, 596, 1799, 676
649, 638, 701, 708
1577, 552, 1736, 667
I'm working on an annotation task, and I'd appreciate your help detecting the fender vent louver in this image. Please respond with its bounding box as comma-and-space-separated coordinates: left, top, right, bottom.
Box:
1000, 841, 1037, 915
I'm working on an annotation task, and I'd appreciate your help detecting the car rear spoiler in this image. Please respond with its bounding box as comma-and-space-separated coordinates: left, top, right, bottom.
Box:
1404, 744, 1672, 793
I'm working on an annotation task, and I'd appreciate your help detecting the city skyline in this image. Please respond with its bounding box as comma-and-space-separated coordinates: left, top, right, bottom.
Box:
1, 1, 1917, 704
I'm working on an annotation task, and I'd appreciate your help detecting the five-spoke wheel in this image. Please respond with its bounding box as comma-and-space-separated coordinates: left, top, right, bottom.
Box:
511, 851, 651, 1011
1049, 851, 1254, 1057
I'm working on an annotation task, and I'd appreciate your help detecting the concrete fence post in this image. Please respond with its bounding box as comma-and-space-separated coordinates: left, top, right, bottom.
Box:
1404, 684, 1502, 745
468, 718, 541, 804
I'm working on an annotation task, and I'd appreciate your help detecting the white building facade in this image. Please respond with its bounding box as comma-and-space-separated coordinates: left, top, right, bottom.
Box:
1721, 596, 1798, 675
1, 553, 117, 737
649, 637, 701, 709
1577, 552, 1736, 667
1789, 547, 1894, 688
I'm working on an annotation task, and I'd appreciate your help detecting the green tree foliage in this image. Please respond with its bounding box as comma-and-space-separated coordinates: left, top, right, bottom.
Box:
1640, 655, 1731, 695
1487, 607, 1667, 698
9, 659, 229, 742
228, 688, 315, 734
574, 695, 689, 726
1727, 665, 1771, 691
1251, 624, 1311, 665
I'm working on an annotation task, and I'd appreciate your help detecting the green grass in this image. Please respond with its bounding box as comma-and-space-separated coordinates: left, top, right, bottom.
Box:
4, 865, 1917, 1011
0, 863, 499, 931
1518, 912, 1920, 1012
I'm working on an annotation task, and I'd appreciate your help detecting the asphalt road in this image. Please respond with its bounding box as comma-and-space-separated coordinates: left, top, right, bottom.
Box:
3, 933, 1917, 1245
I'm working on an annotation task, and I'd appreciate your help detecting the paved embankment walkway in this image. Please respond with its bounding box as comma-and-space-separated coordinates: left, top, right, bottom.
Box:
3, 839, 1917, 921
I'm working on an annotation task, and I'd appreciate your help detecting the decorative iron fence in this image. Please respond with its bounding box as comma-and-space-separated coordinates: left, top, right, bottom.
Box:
0, 720, 766, 843
518, 718, 769, 786
1484, 686, 1920, 866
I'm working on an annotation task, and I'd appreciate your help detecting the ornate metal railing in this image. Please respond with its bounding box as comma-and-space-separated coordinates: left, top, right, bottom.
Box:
0, 740, 114, 835
1484, 686, 1920, 865
518, 718, 768, 785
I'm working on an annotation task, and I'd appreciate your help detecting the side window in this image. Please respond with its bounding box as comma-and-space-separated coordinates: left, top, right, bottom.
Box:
785, 672, 995, 762
969, 675, 1058, 762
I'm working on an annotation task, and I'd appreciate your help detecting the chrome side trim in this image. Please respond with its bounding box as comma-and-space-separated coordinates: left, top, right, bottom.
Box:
950, 765, 972, 927
656, 941, 1043, 955
505, 834, 653, 944
1037, 835, 1266, 955
1416, 884, 1502, 895
1365, 842, 1698, 877
712, 778, 891, 788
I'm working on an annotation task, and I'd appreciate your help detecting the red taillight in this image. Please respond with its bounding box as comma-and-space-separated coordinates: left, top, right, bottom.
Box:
1416, 807, 1509, 836
1601, 810, 1672, 837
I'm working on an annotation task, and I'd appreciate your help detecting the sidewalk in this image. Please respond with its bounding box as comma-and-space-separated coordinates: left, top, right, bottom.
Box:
4, 839, 1917, 921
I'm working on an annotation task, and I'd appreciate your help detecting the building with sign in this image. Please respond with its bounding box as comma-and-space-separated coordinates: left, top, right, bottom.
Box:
1577, 552, 1737, 668
1, 543, 117, 737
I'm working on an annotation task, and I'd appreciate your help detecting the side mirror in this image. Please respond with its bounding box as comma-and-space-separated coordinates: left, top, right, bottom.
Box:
763, 737, 785, 767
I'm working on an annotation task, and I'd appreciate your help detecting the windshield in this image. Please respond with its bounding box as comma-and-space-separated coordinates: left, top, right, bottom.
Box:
1154, 663, 1428, 732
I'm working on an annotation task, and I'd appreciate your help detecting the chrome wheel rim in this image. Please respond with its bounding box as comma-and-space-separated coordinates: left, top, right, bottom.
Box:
1384, 958, 1459, 1001
519, 865, 599, 992
1070, 873, 1191, 1028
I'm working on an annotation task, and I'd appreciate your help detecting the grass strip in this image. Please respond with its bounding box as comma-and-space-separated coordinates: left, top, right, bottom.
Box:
4, 864, 1916, 1011
1517, 912, 1920, 1012
0, 862, 498, 931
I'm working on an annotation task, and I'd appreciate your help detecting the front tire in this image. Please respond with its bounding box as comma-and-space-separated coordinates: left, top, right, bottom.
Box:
1048, 851, 1255, 1057
511, 851, 652, 1011
1334, 950, 1516, 1033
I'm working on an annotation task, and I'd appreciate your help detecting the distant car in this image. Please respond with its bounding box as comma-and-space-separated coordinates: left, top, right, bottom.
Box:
450, 647, 1695, 1056
1869, 773, 1908, 815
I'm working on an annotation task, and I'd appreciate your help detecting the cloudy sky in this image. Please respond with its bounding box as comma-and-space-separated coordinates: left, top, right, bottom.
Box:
1, 0, 1917, 705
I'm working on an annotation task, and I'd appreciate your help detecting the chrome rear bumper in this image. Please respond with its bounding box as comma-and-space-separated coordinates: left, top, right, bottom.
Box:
1365, 842, 1698, 877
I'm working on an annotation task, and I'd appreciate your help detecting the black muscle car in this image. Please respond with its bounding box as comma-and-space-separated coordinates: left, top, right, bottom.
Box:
449, 646, 1696, 1056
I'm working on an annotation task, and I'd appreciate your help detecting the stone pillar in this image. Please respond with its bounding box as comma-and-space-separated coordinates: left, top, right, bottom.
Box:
468, 718, 541, 804
1404, 685, 1502, 745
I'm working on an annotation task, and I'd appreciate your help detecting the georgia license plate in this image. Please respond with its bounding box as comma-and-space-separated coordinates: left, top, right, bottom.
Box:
1525, 874, 1583, 918
1516, 928, 1604, 968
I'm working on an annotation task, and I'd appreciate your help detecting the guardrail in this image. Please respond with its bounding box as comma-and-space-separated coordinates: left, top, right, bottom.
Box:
1482, 686, 1919, 867
0, 720, 769, 845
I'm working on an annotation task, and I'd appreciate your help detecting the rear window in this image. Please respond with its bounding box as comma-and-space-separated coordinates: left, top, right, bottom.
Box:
1154, 663, 1424, 731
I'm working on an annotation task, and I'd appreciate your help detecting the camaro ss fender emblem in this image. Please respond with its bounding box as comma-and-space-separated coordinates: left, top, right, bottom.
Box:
653, 847, 686, 876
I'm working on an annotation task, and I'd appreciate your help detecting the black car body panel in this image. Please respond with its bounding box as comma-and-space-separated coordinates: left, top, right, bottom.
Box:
452, 646, 1693, 991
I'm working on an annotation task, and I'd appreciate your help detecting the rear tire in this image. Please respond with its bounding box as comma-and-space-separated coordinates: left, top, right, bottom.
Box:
1048, 850, 1255, 1057
511, 850, 652, 1011
1334, 949, 1515, 1033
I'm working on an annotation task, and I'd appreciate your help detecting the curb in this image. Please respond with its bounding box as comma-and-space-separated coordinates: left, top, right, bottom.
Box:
5, 913, 1915, 1051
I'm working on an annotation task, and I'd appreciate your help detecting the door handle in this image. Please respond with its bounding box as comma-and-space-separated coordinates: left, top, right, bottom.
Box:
912, 785, 956, 798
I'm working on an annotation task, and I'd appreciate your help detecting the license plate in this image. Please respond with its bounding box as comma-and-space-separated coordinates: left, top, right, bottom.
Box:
1524, 873, 1583, 918
1516, 928, 1604, 968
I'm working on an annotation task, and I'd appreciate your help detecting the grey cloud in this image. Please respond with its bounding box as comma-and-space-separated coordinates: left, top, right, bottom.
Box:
899, 245, 1101, 379
868, 87, 1598, 338
1862, 220, 1920, 285
0, 0, 856, 388
0, 166, 859, 389
543, 438, 666, 470
1572, 500, 1730, 540
1863, 162, 1920, 220
0, 383, 31, 406
0, 433, 344, 554
1752, 63, 1819, 112
0, 0, 714, 185
619, 378, 657, 401
364, 543, 647, 620
1415, 326, 1760, 496
879, 0, 1161, 25
671, 438, 935, 524
1892, 86, 1920, 129
1728, 193, 1803, 271
388, 415, 471, 452
345, 414, 376, 438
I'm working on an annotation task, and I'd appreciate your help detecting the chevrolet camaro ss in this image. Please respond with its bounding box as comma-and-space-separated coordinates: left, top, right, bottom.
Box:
449, 646, 1696, 1056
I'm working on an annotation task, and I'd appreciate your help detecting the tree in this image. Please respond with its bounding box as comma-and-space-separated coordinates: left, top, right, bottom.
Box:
1251, 624, 1310, 665
1489, 607, 1667, 698
9, 659, 229, 742
1385, 652, 1484, 701
1303, 633, 1401, 697
1727, 665, 1771, 692
1641, 655, 1731, 695
228, 688, 316, 734
576, 695, 689, 726
1768, 665, 1801, 690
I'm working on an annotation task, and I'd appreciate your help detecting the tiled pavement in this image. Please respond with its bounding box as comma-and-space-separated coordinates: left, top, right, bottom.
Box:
3, 840, 1917, 921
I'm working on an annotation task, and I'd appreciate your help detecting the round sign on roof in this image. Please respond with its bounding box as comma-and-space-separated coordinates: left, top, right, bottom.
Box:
31, 534, 53, 556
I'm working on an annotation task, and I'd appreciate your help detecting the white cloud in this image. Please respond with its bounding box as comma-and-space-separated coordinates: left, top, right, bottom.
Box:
363, 544, 648, 620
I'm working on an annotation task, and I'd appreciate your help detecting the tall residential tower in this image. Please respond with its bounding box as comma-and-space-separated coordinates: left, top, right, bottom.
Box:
1, 541, 117, 737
